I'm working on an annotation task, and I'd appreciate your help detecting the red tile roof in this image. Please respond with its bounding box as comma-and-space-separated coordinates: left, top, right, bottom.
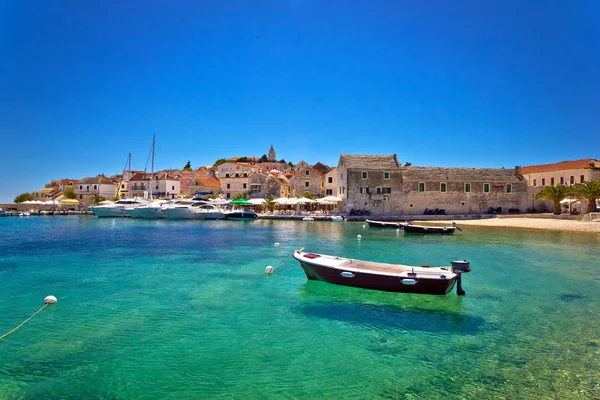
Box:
198, 178, 221, 187
521, 159, 599, 174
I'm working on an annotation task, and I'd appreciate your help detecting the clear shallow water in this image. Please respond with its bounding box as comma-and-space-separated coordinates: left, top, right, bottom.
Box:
1, 217, 599, 399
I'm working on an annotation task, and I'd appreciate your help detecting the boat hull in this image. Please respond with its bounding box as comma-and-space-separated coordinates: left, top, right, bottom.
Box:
225, 211, 258, 220
294, 252, 459, 295
366, 219, 406, 228
199, 211, 225, 220
136, 208, 167, 219
403, 225, 456, 234
163, 208, 201, 219
90, 207, 127, 217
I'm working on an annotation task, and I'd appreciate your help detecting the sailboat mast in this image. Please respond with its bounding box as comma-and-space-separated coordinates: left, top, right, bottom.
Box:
150, 134, 155, 200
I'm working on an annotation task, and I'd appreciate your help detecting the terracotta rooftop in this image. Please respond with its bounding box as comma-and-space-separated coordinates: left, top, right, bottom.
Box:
521, 159, 600, 174
197, 178, 221, 187
312, 162, 332, 175
402, 167, 523, 182
339, 154, 400, 170
78, 176, 115, 185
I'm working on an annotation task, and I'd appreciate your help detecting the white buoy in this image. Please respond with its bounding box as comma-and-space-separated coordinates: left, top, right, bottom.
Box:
274, 242, 280, 247
362, 224, 366, 228
396, 228, 400, 232
265, 266, 274, 274
357, 234, 362, 240
44, 295, 57, 304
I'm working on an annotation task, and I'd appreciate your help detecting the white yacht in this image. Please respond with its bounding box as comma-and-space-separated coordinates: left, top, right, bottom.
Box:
125, 200, 172, 219
0, 209, 6, 217
163, 199, 208, 220
196, 203, 225, 220
89, 198, 151, 217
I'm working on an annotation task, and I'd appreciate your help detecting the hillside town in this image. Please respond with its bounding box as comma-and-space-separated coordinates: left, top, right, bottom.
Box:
8, 145, 600, 216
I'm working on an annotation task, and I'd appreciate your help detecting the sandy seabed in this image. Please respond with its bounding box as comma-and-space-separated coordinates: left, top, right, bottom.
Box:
421, 217, 600, 233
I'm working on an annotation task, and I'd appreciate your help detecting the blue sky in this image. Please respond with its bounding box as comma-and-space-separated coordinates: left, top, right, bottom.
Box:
1, 0, 599, 202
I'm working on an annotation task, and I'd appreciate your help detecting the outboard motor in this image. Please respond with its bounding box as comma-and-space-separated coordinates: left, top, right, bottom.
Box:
451, 260, 470, 273
451, 260, 470, 296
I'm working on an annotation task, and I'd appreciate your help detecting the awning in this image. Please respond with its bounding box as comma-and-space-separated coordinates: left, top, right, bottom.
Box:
60, 199, 80, 205
230, 198, 253, 206
559, 199, 579, 205
319, 196, 343, 202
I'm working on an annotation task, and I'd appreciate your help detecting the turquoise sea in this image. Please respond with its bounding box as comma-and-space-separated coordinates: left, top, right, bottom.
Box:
1, 217, 599, 399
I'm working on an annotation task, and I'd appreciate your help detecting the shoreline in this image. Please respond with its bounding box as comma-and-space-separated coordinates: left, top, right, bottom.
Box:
413, 217, 600, 233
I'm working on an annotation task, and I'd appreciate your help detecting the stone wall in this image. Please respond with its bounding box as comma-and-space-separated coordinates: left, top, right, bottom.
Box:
399, 180, 529, 215
294, 168, 324, 197
345, 170, 403, 213
0, 203, 86, 211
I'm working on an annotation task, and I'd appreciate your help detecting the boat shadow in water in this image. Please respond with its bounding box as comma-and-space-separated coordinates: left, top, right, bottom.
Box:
295, 282, 484, 334
296, 301, 484, 334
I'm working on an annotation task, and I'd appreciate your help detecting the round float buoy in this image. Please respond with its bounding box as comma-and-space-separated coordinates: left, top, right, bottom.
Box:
44, 295, 57, 304
357, 234, 362, 240
265, 266, 274, 274
396, 228, 400, 232
362, 224, 366, 228
274, 242, 280, 247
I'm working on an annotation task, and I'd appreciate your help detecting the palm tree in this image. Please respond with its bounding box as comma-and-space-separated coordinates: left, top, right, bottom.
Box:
265, 195, 276, 213
534, 185, 572, 215
572, 180, 600, 213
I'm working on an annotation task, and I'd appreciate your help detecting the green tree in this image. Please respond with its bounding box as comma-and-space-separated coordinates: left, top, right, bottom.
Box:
258, 154, 268, 163
534, 185, 573, 215
92, 195, 106, 205
63, 187, 76, 199
232, 193, 249, 200
237, 157, 249, 163
183, 161, 193, 171
277, 159, 286, 164
265, 195, 276, 212
302, 192, 317, 200
572, 179, 600, 213
14, 192, 33, 203
213, 158, 227, 167
288, 161, 294, 168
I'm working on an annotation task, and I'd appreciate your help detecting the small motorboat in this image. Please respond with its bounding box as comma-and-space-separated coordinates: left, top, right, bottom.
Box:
366, 219, 407, 228
293, 250, 470, 295
224, 209, 258, 221
403, 221, 461, 235
330, 216, 345, 222
302, 217, 315, 221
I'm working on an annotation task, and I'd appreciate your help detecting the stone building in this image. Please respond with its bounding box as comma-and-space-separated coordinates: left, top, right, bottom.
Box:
400, 167, 528, 215
216, 162, 258, 178
294, 160, 310, 173
337, 154, 402, 213
521, 159, 600, 187
268, 145, 276, 162
263, 174, 293, 198
128, 172, 181, 199
256, 161, 291, 175
338, 154, 529, 215
324, 168, 338, 197
220, 172, 267, 199
189, 176, 221, 197
521, 159, 600, 213
293, 166, 325, 198
75, 176, 116, 205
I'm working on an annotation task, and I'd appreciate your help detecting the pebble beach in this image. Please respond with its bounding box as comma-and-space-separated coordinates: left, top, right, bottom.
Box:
440, 217, 600, 233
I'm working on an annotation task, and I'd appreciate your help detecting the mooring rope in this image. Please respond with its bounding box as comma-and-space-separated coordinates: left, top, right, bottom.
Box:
0, 303, 48, 340
463, 275, 489, 291
272, 253, 294, 271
